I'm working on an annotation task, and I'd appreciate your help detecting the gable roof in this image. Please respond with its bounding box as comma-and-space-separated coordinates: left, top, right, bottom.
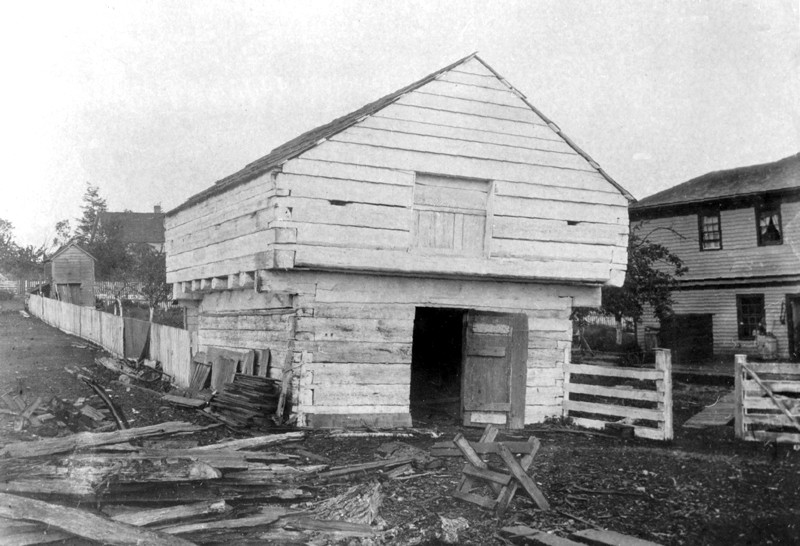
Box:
46, 241, 96, 263
96, 211, 165, 244
632, 152, 800, 212
170, 53, 631, 215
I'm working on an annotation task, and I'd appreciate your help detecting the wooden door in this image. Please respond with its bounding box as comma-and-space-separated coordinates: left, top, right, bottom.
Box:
787, 295, 800, 362
462, 311, 528, 429
660, 314, 714, 365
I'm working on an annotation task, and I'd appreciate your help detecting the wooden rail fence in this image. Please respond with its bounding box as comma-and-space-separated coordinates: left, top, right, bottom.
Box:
27, 295, 192, 388
734, 354, 800, 444
563, 348, 673, 441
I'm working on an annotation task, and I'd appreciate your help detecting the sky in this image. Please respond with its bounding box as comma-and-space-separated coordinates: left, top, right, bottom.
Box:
1, 0, 798, 248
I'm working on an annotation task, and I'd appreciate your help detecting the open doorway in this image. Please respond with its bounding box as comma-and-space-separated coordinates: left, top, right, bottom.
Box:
410, 307, 466, 423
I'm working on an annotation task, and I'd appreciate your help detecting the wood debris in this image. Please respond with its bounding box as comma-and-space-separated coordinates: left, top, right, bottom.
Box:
207, 374, 282, 429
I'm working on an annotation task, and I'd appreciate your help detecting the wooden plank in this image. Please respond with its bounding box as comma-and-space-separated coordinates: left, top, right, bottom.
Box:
294, 341, 412, 364
495, 195, 626, 225
151, 323, 192, 388
565, 400, 664, 422
294, 245, 614, 284
565, 363, 663, 380
332, 126, 590, 171
420, 79, 526, 108
395, 91, 549, 127
496, 437, 539, 516
569, 417, 666, 440
307, 303, 416, 320
300, 141, 613, 196
277, 173, 412, 205
296, 317, 411, 343
292, 222, 409, 250
461, 464, 512, 485
0, 421, 203, 458
168, 229, 277, 272
110, 500, 230, 526
304, 363, 410, 385
363, 114, 571, 153
305, 412, 411, 428
376, 102, 561, 142
570, 528, 663, 546
311, 384, 408, 406
282, 196, 411, 231
453, 489, 498, 510
282, 157, 414, 186
566, 383, 660, 402
492, 238, 616, 264
0, 493, 196, 546
496, 442, 550, 511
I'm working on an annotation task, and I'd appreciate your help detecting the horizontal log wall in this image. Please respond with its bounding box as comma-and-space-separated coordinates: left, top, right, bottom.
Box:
165, 172, 278, 284
166, 57, 628, 288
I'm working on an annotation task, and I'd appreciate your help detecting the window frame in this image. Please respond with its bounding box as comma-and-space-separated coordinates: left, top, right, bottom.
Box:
697, 209, 723, 251
409, 173, 493, 257
736, 294, 765, 340
755, 200, 783, 246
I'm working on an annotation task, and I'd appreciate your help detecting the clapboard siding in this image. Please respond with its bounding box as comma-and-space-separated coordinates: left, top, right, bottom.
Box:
638, 285, 798, 359
47, 245, 95, 307
633, 198, 800, 281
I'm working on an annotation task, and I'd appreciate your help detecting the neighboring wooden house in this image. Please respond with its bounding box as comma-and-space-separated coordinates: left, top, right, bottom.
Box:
45, 242, 96, 307
94, 206, 166, 251
166, 54, 632, 429
630, 153, 800, 363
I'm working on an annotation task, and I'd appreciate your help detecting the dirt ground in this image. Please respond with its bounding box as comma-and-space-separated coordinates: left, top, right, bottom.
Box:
1, 295, 799, 546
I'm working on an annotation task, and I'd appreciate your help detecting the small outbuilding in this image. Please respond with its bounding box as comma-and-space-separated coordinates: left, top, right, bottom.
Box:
45, 242, 96, 307
166, 54, 632, 429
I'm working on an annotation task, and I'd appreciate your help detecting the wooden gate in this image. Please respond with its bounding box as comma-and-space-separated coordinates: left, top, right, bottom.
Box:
462, 311, 527, 429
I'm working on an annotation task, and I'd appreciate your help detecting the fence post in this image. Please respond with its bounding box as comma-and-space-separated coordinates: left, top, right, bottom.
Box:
655, 348, 673, 441
734, 354, 746, 440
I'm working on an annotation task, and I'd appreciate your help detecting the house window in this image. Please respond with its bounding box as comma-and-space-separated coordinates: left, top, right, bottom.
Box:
698, 210, 722, 250
737, 294, 765, 340
756, 201, 782, 246
412, 173, 491, 255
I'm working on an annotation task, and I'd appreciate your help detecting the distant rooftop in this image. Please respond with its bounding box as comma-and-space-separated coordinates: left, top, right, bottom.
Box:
96, 206, 165, 244
632, 152, 800, 211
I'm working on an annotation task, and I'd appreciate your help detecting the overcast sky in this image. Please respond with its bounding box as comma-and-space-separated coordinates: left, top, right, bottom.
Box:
2, 0, 798, 247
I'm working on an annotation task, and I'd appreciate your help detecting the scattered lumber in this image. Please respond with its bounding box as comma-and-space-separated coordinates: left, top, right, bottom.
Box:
313, 481, 383, 524
313, 457, 415, 479
0, 492, 197, 546
82, 376, 129, 429
0, 455, 221, 497
159, 506, 294, 535
110, 500, 231, 527
0, 421, 203, 458
190, 430, 305, 451
570, 528, 664, 546
162, 393, 208, 409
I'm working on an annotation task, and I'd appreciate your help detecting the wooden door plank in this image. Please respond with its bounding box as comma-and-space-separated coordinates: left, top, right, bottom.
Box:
496, 442, 549, 511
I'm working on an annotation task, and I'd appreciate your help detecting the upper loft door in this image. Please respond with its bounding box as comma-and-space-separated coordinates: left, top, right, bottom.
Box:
788, 295, 800, 362
462, 311, 528, 429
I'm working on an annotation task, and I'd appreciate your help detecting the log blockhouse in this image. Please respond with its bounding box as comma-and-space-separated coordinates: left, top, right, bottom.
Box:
166, 54, 632, 428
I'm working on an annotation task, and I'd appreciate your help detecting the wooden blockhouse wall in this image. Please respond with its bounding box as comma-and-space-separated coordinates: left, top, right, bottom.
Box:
166, 55, 631, 428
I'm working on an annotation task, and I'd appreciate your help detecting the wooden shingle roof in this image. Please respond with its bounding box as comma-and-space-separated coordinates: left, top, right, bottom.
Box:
96, 211, 165, 244
631, 152, 800, 212
46, 241, 96, 263
170, 53, 630, 215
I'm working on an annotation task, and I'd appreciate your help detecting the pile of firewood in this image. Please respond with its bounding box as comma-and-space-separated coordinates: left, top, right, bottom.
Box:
0, 422, 390, 544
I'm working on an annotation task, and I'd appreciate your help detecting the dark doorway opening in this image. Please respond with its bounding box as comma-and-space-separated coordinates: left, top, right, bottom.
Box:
787, 295, 800, 362
410, 307, 466, 422
659, 314, 714, 365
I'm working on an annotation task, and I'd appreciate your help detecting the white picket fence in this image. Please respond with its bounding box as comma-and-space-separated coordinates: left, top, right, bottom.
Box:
27, 295, 192, 388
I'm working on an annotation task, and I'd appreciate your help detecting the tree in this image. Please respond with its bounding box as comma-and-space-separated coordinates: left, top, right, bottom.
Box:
74, 184, 107, 244
52, 219, 73, 250
0, 219, 46, 279
130, 245, 171, 321
574, 224, 687, 347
